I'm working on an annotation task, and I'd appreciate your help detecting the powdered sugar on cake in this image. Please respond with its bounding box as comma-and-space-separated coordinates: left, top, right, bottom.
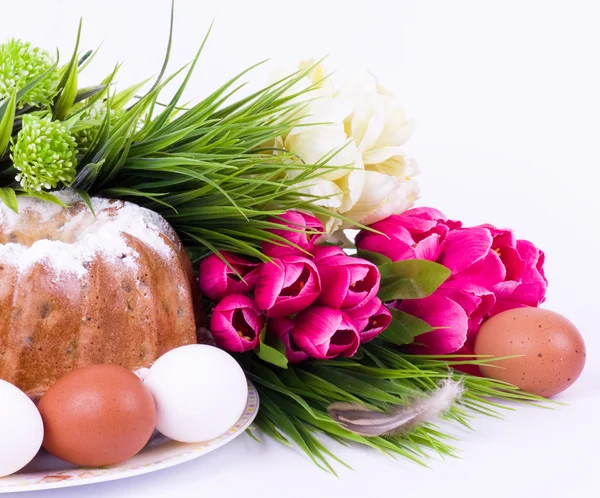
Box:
0, 191, 177, 279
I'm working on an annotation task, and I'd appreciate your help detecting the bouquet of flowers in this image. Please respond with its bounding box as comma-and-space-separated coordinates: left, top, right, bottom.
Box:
0, 6, 585, 475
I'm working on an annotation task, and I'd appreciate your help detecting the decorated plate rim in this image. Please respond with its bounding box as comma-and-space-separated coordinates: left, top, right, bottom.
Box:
0, 381, 259, 493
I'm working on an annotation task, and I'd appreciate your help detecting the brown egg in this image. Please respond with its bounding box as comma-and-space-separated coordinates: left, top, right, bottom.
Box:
38, 364, 156, 466
474, 308, 586, 397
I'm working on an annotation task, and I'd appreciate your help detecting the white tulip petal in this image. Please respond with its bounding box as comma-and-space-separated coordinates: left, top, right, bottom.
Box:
355, 103, 386, 153
406, 157, 420, 177
295, 178, 344, 209
320, 215, 344, 235
341, 171, 397, 222
359, 178, 421, 227
375, 118, 415, 149
362, 146, 406, 166
341, 172, 420, 228
285, 124, 359, 181
288, 97, 353, 135
335, 158, 366, 213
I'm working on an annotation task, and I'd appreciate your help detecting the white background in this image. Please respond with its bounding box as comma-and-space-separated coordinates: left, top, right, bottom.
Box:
3, 0, 600, 497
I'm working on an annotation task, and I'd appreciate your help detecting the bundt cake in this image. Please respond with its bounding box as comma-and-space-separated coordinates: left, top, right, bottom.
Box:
0, 192, 201, 402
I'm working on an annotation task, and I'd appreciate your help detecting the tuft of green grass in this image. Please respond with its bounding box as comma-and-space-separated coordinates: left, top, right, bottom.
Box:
242, 340, 549, 473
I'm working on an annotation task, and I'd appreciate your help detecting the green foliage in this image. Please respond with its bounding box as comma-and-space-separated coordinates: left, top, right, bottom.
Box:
379, 308, 433, 345
0, 19, 335, 258
0, 90, 17, 157
255, 327, 289, 369
355, 249, 392, 267
378, 259, 452, 301
0, 187, 18, 213
245, 341, 548, 472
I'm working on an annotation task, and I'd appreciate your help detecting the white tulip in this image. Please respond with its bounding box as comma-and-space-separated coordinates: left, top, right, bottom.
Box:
342, 170, 420, 228
274, 63, 419, 233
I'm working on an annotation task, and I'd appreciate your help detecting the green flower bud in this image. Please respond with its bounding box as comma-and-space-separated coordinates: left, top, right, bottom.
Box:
0, 39, 60, 107
10, 114, 78, 192
73, 102, 124, 151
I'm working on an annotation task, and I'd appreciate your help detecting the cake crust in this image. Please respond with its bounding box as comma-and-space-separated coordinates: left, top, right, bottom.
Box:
0, 193, 201, 401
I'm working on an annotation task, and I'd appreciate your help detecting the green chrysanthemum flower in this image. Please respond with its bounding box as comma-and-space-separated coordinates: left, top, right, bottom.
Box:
10, 114, 78, 192
0, 39, 60, 107
73, 102, 125, 151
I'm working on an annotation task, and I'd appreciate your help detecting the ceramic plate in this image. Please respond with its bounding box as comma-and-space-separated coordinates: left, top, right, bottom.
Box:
0, 381, 259, 493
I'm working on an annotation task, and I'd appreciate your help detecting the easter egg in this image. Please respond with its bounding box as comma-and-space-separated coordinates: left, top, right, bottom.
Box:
474, 308, 586, 397
0, 380, 44, 477
37, 365, 156, 466
143, 345, 248, 442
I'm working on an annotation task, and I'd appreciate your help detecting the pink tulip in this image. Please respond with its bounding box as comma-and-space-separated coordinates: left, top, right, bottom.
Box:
487, 236, 548, 314
310, 245, 345, 261
254, 254, 321, 318
395, 293, 468, 354
316, 254, 380, 309
355, 207, 460, 262
293, 306, 360, 360
210, 295, 264, 352
438, 285, 496, 334
198, 252, 261, 300
345, 297, 392, 343
268, 317, 309, 363
262, 211, 324, 257
356, 208, 548, 354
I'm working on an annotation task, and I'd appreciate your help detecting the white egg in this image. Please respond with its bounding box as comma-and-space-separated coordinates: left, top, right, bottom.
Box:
0, 380, 44, 477
144, 345, 248, 443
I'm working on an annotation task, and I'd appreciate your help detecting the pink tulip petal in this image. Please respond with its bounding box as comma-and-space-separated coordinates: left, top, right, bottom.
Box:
490, 300, 530, 316
256, 256, 321, 318
491, 240, 548, 308
328, 317, 361, 357
438, 228, 493, 274
439, 284, 496, 335
268, 292, 321, 318
356, 223, 418, 262
268, 317, 309, 363
311, 245, 345, 261
414, 233, 442, 260
254, 260, 285, 311
199, 254, 229, 300
398, 293, 468, 354
262, 211, 324, 257
199, 252, 262, 300
517, 240, 548, 283
210, 295, 263, 352
317, 255, 380, 309
404, 207, 462, 231
494, 245, 524, 282
317, 265, 351, 308
449, 250, 506, 288
493, 280, 521, 299
293, 307, 360, 360
345, 298, 392, 343
404, 207, 449, 222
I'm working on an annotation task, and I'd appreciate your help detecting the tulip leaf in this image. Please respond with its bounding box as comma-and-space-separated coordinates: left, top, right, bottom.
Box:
378, 308, 434, 345
0, 188, 19, 214
255, 327, 289, 369
355, 249, 392, 267
377, 259, 451, 301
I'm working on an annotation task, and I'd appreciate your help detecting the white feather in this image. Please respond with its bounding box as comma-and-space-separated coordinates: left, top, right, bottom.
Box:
328, 377, 464, 437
